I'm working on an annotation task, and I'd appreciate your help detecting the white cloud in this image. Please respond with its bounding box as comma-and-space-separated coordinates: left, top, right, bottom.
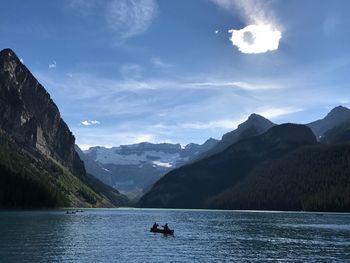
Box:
81, 120, 100, 126
257, 107, 303, 119
81, 120, 90, 126
19, 57, 24, 63
75, 129, 157, 149
49, 60, 57, 68
229, 24, 281, 54
66, 73, 73, 78
181, 117, 246, 130
106, 0, 158, 40
78, 144, 95, 151
212, 0, 275, 25
215, 29, 220, 34
189, 81, 283, 91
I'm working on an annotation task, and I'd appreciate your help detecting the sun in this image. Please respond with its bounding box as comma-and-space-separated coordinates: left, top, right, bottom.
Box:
229, 24, 282, 54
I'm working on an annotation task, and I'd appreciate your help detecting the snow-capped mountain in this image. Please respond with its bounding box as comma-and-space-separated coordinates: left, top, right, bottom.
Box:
78, 139, 218, 199
86, 143, 187, 168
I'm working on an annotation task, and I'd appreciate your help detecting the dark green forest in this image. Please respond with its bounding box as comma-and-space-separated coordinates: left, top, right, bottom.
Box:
211, 145, 350, 212
0, 129, 127, 208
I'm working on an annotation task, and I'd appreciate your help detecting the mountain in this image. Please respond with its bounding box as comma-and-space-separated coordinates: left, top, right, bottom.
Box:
197, 114, 275, 159
139, 124, 317, 208
0, 48, 128, 208
211, 144, 350, 212
320, 121, 350, 145
79, 139, 218, 199
0, 48, 84, 177
307, 106, 350, 139
79, 114, 274, 199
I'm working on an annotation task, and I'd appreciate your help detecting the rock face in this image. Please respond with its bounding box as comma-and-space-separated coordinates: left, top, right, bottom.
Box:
0, 48, 84, 176
139, 124, 317, 208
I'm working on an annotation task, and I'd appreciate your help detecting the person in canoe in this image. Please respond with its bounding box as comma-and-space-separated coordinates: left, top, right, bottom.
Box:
151, 222, 159, 231
163, 223, 169, 231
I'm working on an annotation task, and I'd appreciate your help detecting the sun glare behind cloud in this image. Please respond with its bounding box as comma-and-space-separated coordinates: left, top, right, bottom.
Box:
229, 24, 282, 54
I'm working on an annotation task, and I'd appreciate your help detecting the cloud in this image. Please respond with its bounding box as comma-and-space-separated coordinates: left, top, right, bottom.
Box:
19, 57, 24, 63
75, 129, 157, 149
150, 57, 173, 68
119, 63, 143, 79
81, 120, 100, 126
229, 24, 281, 54
181, 118, 246, 130
215, 29, 220, 34
212, 0, 275, 25
106, 0, 158, 40
257, 107, 303, 119
323, 15, 339, 36
48, 60, 57, 68
189, 81, 283, 91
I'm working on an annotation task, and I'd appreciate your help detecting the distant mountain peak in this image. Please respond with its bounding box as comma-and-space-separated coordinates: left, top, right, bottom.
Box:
0, 48, 15, 56
327, 105, 350, 117
248, 113, 263, 120
234, 113, 275, 135
307, 105, 350, 138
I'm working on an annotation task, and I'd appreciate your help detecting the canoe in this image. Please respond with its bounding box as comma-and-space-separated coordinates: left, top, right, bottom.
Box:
150, 228, 174, 235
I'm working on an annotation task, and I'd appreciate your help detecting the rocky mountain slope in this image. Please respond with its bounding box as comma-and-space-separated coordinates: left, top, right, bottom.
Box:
211, 144, 350, 211
139, 124, 317, 208
80, 114, 275, 199
0, 48, 128, 208
197, 114, 275, 160
307, 106, 350, 139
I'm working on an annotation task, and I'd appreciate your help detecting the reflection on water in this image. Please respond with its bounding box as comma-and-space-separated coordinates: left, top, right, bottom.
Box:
0, 209, 349, 262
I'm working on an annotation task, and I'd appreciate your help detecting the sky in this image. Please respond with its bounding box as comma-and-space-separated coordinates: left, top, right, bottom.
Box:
1, 0, 350, 149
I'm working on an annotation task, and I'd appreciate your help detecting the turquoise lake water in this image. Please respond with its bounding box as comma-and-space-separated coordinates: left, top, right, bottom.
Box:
0, 209, 349, 262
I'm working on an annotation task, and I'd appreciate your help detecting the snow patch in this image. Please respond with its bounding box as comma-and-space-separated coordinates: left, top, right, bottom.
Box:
152, 160, 172, 168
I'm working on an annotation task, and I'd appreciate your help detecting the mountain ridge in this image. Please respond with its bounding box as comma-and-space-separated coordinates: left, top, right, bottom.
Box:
139, 123, 317, 208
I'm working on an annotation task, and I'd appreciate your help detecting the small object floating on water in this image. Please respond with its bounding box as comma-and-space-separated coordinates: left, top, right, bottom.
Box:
66, 210, 77, 214
150, 222, 174, 235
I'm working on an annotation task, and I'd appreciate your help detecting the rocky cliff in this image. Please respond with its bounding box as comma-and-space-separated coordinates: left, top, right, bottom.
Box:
0, 48, 84, 176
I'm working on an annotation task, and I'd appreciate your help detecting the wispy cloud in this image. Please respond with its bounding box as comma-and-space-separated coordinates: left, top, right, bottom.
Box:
75, 128, 157, 149
150, 57, 173, 68
119, 63, 143, 79
189, 81, 283, 91
48, 60, 57, 68
180, 118, 246, 130
106, 0, 158, 40
323, 15, 340, 36
212, 0, 276, 25
257, 107, 303, 119
67, 0, 158, 42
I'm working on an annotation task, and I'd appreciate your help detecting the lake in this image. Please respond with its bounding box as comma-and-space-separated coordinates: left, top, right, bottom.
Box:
0, 209, 349, 262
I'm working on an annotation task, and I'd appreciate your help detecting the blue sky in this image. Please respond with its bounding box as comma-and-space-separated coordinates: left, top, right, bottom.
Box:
1, 0, 350, 149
